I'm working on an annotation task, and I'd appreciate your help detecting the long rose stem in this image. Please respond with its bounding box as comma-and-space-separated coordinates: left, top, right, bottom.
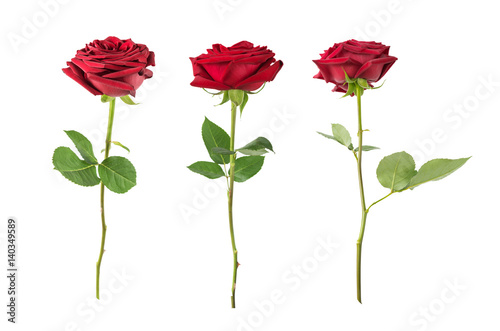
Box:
96, 97, 116, 299
228, 101, 239, 308
355, 86, 367, 304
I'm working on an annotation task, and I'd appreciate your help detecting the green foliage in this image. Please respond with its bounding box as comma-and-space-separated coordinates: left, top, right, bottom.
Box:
101, 95, 115, 103
120, 95, 139, 105
53, 147, 100, 187
237, 137, 274, 156
111, 141, 130, 153
356, 78, 370, 89
212, 147, 235, 155
64, 130, 98, 165
341, 83, 356, 98
202, 117, 231, 164
318, 123, 353, 150
188, 161, 226, 179
98, 156, 137, 194
354, 145, 379, 152
408, 157, 470, 190
216, 91, 230, 106
233, 156, 265, 182
228, 89, 245, 106
239, 92, 249, 115
377, 152, 470, 193
376, 152, 417, 191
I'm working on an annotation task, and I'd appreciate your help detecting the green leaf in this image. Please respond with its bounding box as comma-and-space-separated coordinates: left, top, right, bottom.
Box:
247, 83, 266, 94
101, 95, 115, 103
237, 148, 267, 156
53, 147, 100, 187
98, 156, 136, 194
233, 156, 265, 183
120, 95, 139, 105
240, 92, 249, 116
343, 70, 355, 84
317, 131, 335, 140
407, 157, 470, 190
376, 152, 417, 192
188, 161, 226, 179
331, 124, 353, 149
112, 141, 130, 153
228, 89, 245, 106
341, 83, 356, 98
354, 145, 380, 152
357, 78, 370, 89
237, 137, 274, 156
215, 91, 229, 106
371, 80, 386, 90
64, 130, 98, 165
202, 117, 230, 164
203, 88, 224, 96
211, 147, 235, 155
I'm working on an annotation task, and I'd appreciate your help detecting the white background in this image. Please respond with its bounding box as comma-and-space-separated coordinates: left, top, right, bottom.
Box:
1, 0, 499, 330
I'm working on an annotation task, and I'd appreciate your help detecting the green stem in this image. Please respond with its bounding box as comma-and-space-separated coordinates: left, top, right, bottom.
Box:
355, 86, 367, 304
228, 101, 238, 308
96, 97, 116, 299
366, 192, 393, 213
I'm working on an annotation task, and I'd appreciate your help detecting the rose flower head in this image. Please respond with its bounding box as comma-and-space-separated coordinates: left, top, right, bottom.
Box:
190, 41, 283, 92
63, 36, 155, 97
313, 39, 397, 94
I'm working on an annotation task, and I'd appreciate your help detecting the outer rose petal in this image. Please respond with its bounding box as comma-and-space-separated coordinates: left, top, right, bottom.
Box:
122, 70, 148, 92
231, 41, 254, 49
62, 65, 102, 95
147, 51, 155, 66
103, 66, 143, 79
313, 71, 324, 80
313, 58, 359, 85
200, 62, 229, 83
190, 75, 232, 90
86, 73, 135, 97
235, 60, 283, 91
221, 61, 262, 87
354, 56, 398, 81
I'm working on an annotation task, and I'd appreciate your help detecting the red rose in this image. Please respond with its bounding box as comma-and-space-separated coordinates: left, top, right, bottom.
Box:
62, 36, 155, 97
190, 41, 283, 91
313, 40, 397, 93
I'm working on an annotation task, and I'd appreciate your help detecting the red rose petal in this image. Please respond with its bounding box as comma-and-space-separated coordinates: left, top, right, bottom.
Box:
190, 75, 232, 90
103, 66, 143, 79
235, 60, 283, 91
222, 61, 261, 87
313, 58, 359, 84
147, 51, 155, 66
231, 41, 254, 49
86, 73, 135, 97
144, 69, 153, 78
200, 61, 230, 83
62, 67, 102, 95
354, 56, 397, 81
